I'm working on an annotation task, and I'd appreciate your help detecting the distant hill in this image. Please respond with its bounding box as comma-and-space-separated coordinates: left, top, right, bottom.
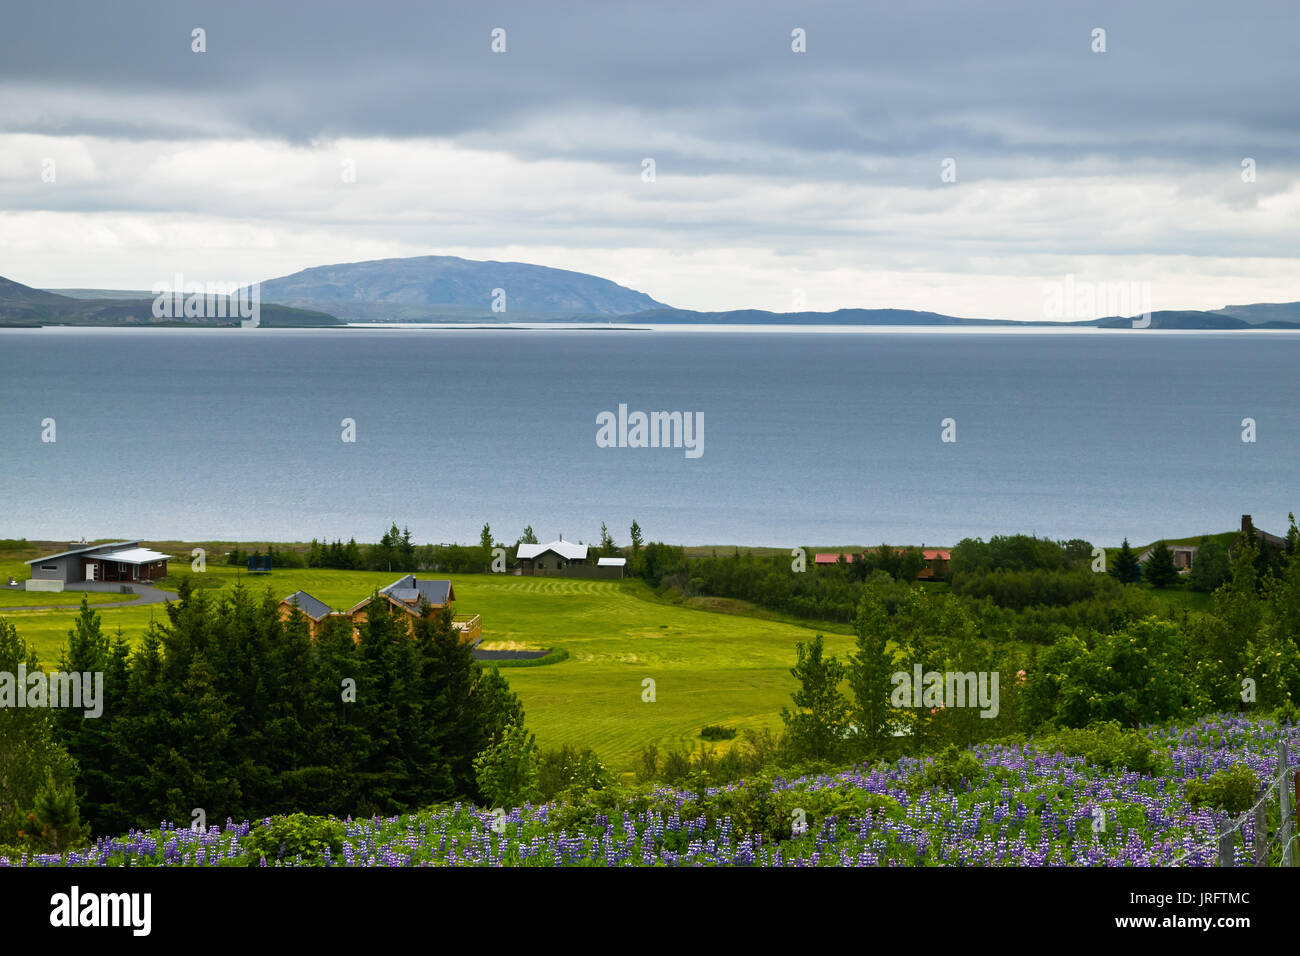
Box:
257, 255, 670, 320
607, 307, 1016, 326
0, 276, 71, 318
0, 275, 339, 327
45, 288, 156, 300
1211, 302, 1300, 325
1095, 310, 1298, 330
618, 306, 1300, 329
7, 261, 1299, 330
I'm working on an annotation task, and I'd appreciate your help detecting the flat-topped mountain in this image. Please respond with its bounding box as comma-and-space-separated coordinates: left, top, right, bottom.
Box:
258, 255, 670, 320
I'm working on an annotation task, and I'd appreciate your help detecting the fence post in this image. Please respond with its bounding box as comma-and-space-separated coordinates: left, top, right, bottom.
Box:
1254, 790, 1268, 867
1281, 742, 1294, 868
1217, 831, 1235, 867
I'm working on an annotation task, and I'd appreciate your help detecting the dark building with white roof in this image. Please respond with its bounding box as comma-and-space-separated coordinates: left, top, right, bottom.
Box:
26, 540, 171, 584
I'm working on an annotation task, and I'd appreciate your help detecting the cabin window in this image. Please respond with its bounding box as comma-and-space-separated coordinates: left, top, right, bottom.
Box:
41, 565, 57, 571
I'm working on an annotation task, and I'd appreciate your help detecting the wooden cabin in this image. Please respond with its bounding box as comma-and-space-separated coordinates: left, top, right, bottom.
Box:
348, 575, 481, 644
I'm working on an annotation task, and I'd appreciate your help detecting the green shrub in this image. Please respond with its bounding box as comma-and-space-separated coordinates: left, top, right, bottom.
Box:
243, 814, 345, 866
549, 785, 656, 831
537, 745, 611, 801
473, 722, 540, 808
1184, 764, 1260, 816
1034, 722, 1164, 775
701, 724, 738, 741
910, 745, 986, 793
659, 747, 694, 784
0, 843, 28, 863
635, 743, 659, 783
684, 774, 905, 843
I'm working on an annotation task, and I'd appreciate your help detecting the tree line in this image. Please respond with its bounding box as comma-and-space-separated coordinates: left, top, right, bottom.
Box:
1, 579, 527, 851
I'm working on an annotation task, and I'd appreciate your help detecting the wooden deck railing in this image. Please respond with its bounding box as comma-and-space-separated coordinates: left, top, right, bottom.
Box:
452, 613, 482, 643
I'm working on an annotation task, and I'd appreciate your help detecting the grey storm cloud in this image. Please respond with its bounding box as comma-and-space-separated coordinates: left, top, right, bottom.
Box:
3, 0, 1298, 175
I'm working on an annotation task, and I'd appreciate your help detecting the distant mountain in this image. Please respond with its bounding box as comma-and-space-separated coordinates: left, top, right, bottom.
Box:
0, 275, 339, 327
1212, 302, 1300, 325
1095, 310, 1298, 329
608, 307, 1016, 325
257, 255, 670, 320
615, 307, 1299, 330
7, 261, 1300, 331
45, 288, 156, 300
0, 276, 71, 317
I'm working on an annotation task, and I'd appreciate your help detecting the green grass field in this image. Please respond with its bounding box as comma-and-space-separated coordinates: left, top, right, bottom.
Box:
1, 561, 854, 774
0, 552, 148, 609
0, 588, 126, 608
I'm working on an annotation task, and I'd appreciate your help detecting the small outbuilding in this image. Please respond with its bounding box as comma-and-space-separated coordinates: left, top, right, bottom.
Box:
596, 556, 627, 579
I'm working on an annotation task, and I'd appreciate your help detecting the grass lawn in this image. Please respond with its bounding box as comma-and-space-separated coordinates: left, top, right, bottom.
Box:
0, 589, 126, 608
0, 551, 165, 609
2, 563, 854, 774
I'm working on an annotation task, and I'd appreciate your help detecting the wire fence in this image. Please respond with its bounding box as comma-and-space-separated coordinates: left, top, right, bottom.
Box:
1170, 741, 1297, 867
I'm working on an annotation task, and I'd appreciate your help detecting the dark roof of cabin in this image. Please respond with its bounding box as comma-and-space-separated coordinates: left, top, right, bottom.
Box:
379, 575, 454, 613
282, 590, 333, 620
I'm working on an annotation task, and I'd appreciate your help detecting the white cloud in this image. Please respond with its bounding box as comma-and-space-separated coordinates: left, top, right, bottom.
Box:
1, 131, 1298, 319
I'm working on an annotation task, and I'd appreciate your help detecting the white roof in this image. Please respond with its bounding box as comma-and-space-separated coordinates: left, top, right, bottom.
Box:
596, 557, 626, 566
517, 540, 588, 561
93, 547, 172, 565
25, 541, 138, 565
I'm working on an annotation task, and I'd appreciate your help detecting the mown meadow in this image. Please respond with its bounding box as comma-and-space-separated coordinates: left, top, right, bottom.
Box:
0, 552, 857, 773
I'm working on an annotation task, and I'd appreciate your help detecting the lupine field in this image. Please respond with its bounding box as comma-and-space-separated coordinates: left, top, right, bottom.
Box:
5, 713, 1296, 867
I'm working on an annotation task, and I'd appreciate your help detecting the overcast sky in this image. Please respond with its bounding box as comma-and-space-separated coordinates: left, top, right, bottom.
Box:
1, 0, 1297, 320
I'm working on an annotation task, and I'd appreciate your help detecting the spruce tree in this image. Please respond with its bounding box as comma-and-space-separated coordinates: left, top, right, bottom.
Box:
0, 620, 81, 846
1111, 538, 1141, 584
1144, 541, 1179, 589
55, 598, 129, 834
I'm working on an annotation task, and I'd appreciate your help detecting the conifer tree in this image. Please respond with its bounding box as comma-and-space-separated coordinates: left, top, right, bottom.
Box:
1110, 538, 1141, 584
1143, 541, 1179, 589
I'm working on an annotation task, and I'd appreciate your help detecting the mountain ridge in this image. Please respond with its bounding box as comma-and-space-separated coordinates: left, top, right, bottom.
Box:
3, 258, 1299, 329
257, 254, 669, 320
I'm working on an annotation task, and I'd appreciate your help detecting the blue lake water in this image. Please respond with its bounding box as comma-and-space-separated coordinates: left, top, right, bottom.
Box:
1, 326, 1297, 548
